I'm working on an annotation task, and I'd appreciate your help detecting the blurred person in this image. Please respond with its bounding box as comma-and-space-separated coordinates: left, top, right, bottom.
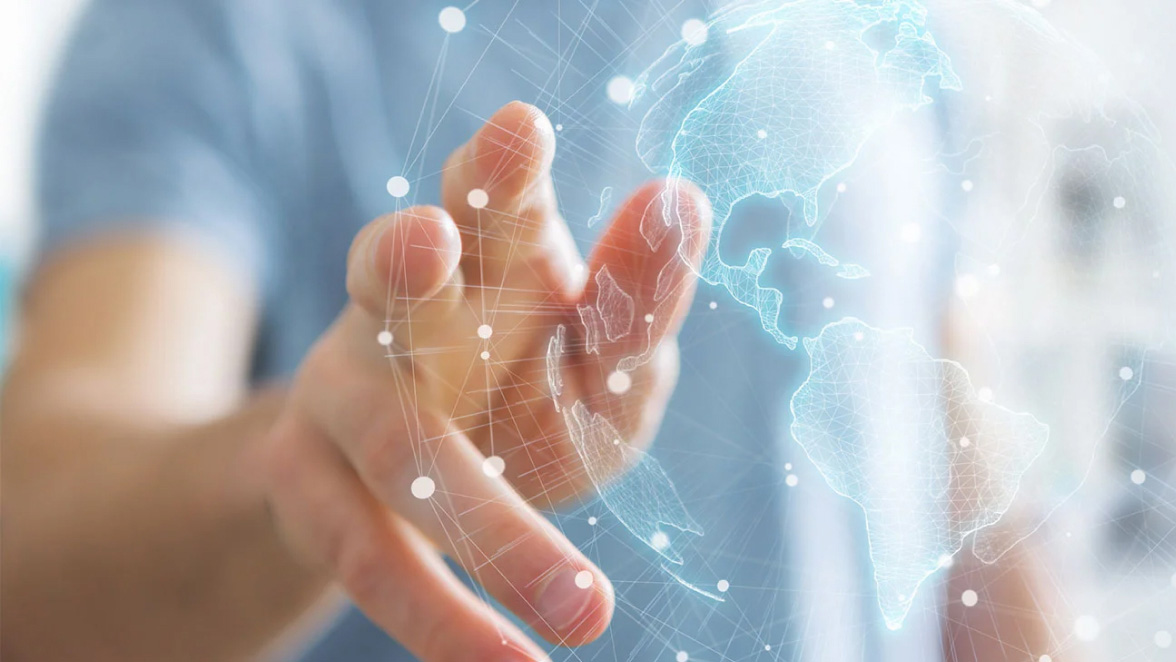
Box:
5, 1, 1160, 661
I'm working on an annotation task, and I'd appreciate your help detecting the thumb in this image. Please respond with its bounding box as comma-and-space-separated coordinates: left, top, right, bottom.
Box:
345, 206, 463, 320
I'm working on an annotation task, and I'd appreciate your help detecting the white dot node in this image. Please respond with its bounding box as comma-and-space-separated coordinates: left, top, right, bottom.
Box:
757, 129, 768, 139
438, 6, 466, 33
386, 175, 410, 198
467, 188, 489, 209
1038, 656, 1053, 662
574, 570, 594, 589
717, 579, 730, 592
956, 274, 980, 298
836, 182, 848, 193
785, 474, 799, 487
709, 301, 718, 310
644, 313, 654, 323
607, 370, 632, 395
607, 76, 635, 105
480, 350, 490, 360
1131, 469, 1146, 485
477, 324, 493, 339
613, 438, 621, 446
651, 531, 670, 550
588, 516, 598, 526
482, 455, 505, 478
853, 331, 865, 342
1156, 630, 1172, 649
1113, 196, 1127, 209
822, 296, 835, 309
961, 589, 979, 607
1119, 366, 1135, 381
765, 645, 772, 651
901, 222, 922, 243
411, 476, 435, 500
681, 18, 708, 46
555, 123, 564, 132
1074, 615, 1100, 641
784, 462, 792, 471
961, 179, 975, 192
377, 330, 394, 347
676, 652, 689, 662
959, 436, 971, 448
977, 387, 994, 402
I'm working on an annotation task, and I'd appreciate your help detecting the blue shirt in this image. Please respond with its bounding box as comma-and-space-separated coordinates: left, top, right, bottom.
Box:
37, 1, 944, 659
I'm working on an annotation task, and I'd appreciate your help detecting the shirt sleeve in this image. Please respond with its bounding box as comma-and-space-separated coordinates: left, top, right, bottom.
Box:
36, 0, 275, 292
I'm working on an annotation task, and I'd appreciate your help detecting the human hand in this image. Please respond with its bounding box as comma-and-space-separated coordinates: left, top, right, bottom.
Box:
259, 102, 711, 662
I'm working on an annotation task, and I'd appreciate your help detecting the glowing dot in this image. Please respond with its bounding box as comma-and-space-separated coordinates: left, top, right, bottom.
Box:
1074, 615, 1100, 641
613, 438, 621, 446
960, 436, 971, 448
836, 182, 848, 193
978, 387, 994, 402
477, 324, 493, 339
961, 179, 975, 192
555, 123, 564, 132
939, 554, 955, 568
961, 589, 979, 607
681, 18, 708, 46
853, 331, 865, 341
607, 370, 632, 395
386, 176, 410, 198
607, 76, 634, 105
822, 296, 835, 309
588, 516, 598, 526
757, 129, 768, 139
784, 462, 792, 471
467, 188, 489, 209
956, 274, 980, 298
1131, 469, 1146, 485
574, 570, 594, 589
1119, 366, 1135, 381
785, 474, 799, 487
644, 313, 654, 323
676, 652, 689, 662
411, 476, 435, 500
824, 40, 836, 50
651, 531, 670, 550
1039, 656, 1053, 662
709, 301, 718, 310
900, 222, 922, 243
480, 350, 490, 360
717, 579, 729, 592
438, 6, 466, 33
482, 455, 505, 478
377, 330, 394, 346
1113, 196, 1127, 209
1156, 631, 1172, 649
765, 645, 772, 651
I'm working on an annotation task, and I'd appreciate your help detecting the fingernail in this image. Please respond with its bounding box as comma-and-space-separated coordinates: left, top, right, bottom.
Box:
535, 568, 596, 632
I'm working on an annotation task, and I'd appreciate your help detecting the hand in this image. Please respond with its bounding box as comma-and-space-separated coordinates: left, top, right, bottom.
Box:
258, 102, 711, 662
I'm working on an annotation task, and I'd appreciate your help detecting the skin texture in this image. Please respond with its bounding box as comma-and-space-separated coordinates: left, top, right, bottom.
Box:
1, 102, 712, 662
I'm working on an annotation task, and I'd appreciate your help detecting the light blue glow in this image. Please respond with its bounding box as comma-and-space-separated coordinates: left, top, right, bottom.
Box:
791, 319, 1049, 629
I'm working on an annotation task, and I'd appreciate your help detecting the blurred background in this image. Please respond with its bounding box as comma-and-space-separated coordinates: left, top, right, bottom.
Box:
0, 0, 84, 368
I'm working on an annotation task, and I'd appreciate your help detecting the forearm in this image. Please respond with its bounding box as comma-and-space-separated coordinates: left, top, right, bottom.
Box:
1, 387, 329, 662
